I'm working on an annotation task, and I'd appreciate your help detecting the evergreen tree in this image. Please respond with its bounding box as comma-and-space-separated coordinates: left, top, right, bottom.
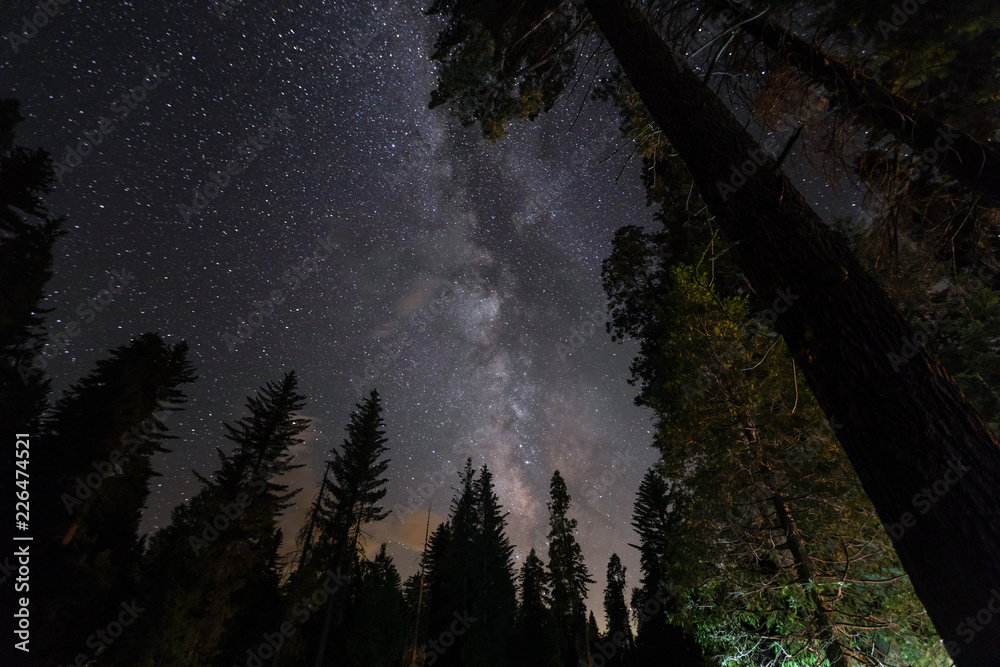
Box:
518, 548, 559, 667
36, 332, 195, 666
546, 470, 594, 667
629, 469, 705, 667
607, 255, 945, 663
416, 461, 519, 666
105, 371, 308, 667
0, 97, 65, 438
464, 464, 518, 666
342, 543, 408, 667
305, 388, 392, 664
602, 554, 633, 665
426, 5, 1000, 657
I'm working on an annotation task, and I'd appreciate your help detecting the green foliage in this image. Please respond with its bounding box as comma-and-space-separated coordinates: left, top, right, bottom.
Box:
604, 227, 949, 664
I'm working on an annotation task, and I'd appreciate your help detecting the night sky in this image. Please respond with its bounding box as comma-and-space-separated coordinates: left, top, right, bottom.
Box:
2, 0, 672, 610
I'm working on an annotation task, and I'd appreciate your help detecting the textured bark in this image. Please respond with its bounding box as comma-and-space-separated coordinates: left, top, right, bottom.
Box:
707, 0, 1000, 204
585, 1, 1000, 662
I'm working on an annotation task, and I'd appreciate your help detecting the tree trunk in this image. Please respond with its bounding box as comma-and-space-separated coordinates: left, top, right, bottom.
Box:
704, 0, 1000, 205
771, 492, 850, 666
585, 1, 1000, 662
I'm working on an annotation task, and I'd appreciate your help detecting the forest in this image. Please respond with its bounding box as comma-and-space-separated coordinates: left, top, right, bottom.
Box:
3, 0, 1000, 665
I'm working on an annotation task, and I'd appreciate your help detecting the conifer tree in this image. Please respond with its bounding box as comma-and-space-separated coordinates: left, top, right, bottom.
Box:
546, 470, 594, 666
518, 547, 559, 667
306, 388, 392, 664
36, 332, 195, 666
0, 97, 65, 438
104, 371, 308, 667
426, 5, 1000, 657
602, 553, 633, 665
342, 543, 408, 667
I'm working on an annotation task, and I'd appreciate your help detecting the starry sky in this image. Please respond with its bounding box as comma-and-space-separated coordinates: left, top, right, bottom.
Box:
2, 0, 671, 611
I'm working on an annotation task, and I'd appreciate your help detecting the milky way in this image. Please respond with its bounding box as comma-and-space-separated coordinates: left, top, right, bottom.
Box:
2, 0, 663, 612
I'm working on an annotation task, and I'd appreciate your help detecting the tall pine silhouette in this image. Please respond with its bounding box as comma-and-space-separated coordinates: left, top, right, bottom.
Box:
545, 470, 593, 667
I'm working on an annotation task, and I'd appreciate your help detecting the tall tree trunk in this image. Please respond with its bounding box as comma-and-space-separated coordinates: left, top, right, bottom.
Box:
705, 0, 1000, 204
584, 1, 1000, 662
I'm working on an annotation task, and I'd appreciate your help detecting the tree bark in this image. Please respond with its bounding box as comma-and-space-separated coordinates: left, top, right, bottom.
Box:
771, 492, 850, 666
585, 1, 1000, 662
706, 0, 1000, 204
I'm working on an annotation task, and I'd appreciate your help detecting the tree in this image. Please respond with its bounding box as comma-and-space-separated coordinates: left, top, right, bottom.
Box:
702, 0, 1000, 205
341, 543, 408, 667
35, 332, 195, 666
518, 548, 559, 667
607, 254, 946, 663
629, 469, 705, 667
0, 98, 65, 438
602, 554, 633, 665
307, 388, 392, 664
104, 371, 308, 667
427, 3, 1000, 658
416, 460, 518, 667
546, 470, 594, 666
464, 464, 519, 665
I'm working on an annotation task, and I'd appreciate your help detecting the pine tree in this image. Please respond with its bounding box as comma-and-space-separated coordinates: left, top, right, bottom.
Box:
546, 470, 594, 667
342, 543, 408, 667
602, 554, 633, 665
104, 371, 308, 667
426, 5, 1000, 657
36, 332, 195, 666
0, 97, 65, 438
464, 464, 518, 666
518, 548, 558, 667
306, 388, 392, 664
628, 468, 704, 666
608, 256, 945, 663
